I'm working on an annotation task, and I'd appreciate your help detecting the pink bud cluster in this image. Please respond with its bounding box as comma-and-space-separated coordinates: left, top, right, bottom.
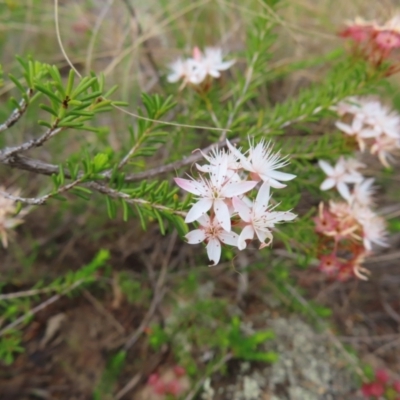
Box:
167, 46, 235, 91
361, 369, 400, 399
315, 155, 388, 280
334, 97, 400, 167
339, 15, 400, 74
175, 139, 297, 266
146, 366, 188, 398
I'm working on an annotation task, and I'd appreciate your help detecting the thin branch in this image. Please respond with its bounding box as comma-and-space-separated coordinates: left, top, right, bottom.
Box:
122, 138, 240, 182
87, 182, 187, 217
0, 90, 33, 133
0, 177, 83, 205
2, 126, 64, 158
0, 286, 56, 301
0, 280, 84, 337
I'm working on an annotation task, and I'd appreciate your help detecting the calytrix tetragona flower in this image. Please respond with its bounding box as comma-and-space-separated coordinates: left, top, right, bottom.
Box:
227, 138, 296, 188
185, 214, 239, 266
175, 138, 297, 266
174, 159, 257, 231
232, 182, 296, 250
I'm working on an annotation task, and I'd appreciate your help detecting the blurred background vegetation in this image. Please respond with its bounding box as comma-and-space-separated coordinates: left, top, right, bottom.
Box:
1, 0, 400, 399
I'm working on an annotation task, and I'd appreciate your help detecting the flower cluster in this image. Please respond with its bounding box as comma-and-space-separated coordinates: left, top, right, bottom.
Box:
0, 187, 25, 248
142, 366, 189, 399
334, 97, 400, 167
315, 155, 387, 280
175, 139, 297, 266
361, 369, 400, 399
340, 15, 400, 73
167, 46, 235, 91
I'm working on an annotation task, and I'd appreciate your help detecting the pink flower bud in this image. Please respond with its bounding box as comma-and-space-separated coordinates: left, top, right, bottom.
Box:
375, 369, 389, 384
393, 380, 400, 393
166, 380, 182, 396
173, 365, 186, 377
153, 380, 167, 395
147, 373, 159, 386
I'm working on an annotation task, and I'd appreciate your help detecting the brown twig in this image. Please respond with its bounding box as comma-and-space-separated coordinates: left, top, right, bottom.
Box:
0, 177, 84, 205
0, 139, 237, 184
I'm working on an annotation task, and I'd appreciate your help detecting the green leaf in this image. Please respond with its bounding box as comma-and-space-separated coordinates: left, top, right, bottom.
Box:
65, 69, 75, 97
34, 83, 62, 103
105, 196, 116, 219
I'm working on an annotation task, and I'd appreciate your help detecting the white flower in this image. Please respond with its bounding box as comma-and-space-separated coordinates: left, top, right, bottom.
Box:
333, 97, 361, 116
353, 207, 388, 250
227, 138, 296, 188
185, 214, 239, 266
167, 58, 204, 86
349, 178, 376, 207
370, 134, 400, 167
335, 118, 364, 137
167, 47, 235, 86
232, 182, 296, 250
319, 158, 362, 199
174, 159, 257, 231
192, 47, 235, 81
196, 147, 241, 175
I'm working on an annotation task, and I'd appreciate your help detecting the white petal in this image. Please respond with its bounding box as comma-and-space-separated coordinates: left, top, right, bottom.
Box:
218, 230, 239, 247
267, 211, 297, 224
238, 224, 255, 250
254, 182, 270, 215
174, 178, 202, 195
226, 140, 246, 162
208, 69, 221, 78
320, 178, 335, 191
210, 157, 228, 188
221, 181, 258, 197
206, 238, 222, 266
262, 177, 286, 189
267, 170, 296, 182
337, 182, 351, 200
232, 197, 251, 223
255, 227, 273, 247
185, 229, 206, 244
216, 60, 235, 70
213, 199, 231, 231
195, 163, 212, 173
318, 160, 334, 175
185, 198, 213, 223
335, 121, 354, 135
197, 214, 210, 226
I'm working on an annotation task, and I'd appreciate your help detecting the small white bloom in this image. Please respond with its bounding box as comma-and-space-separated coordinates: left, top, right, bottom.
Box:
333, 97, 362, 116
349, 178, 376, 207
227, 138, 296, 188
232, 182, 296, 250
318, 157, 362, 199
185, 214, 239, 266
168, 47, 235, 86
353, 207, 388, 250
370, 134, 400, 167
196, 147, 241, 175
175, 159, 257, 231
